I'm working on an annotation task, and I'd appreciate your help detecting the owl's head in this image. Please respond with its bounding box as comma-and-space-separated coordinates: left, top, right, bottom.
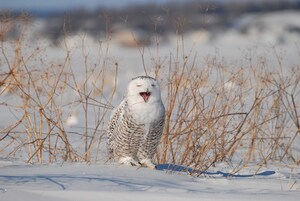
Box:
127, 76, 162, 105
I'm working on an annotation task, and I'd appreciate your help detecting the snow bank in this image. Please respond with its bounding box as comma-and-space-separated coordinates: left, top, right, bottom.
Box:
0, 161, 299, 201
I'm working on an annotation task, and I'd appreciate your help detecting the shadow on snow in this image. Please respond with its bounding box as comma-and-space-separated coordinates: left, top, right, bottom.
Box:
0, 164, 276, 191
156, 164, 276, 178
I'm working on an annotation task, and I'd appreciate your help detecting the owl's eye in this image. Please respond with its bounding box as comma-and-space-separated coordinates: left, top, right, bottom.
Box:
151, 84, 156, 87
136, 84, 142, 87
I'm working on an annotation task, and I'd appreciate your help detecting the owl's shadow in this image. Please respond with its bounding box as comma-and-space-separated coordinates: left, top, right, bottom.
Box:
156, 164, 275, 178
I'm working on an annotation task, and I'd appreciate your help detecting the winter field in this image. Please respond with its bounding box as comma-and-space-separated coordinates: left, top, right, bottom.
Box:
0, 161, 299, 201
1, 11, 300, 200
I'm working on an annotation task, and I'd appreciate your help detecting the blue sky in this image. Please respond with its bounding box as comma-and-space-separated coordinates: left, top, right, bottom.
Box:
1, 0, 171, 11
0, 0, 261, 11
2, 0, 297, 12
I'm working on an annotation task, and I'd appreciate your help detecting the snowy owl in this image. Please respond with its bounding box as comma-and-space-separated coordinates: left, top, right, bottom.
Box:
107, 76, 165, 169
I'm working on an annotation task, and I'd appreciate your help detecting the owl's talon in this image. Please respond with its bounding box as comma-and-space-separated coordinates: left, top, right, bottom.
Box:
119, 157, 141, 167
139, 158, 156, 170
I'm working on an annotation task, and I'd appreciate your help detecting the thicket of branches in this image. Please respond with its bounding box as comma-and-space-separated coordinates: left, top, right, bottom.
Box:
0, 13, 299, 174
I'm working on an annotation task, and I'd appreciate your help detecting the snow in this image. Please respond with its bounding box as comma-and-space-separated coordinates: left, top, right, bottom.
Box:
0, 160, 299, 201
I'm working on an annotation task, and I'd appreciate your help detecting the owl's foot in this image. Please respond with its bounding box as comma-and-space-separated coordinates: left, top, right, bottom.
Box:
139, 158, 156, 170
119, 157, 141, 167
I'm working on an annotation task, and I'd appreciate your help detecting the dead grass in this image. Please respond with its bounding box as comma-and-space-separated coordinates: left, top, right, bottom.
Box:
0, 14, 116, 163
0, 14, 299, 174
155, 40, 300, 173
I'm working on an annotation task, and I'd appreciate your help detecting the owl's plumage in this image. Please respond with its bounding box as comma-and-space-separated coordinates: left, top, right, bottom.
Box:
107, 76, 165, 169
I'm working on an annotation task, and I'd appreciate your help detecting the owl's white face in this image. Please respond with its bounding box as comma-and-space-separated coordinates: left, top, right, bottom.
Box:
126, 76, 162, 105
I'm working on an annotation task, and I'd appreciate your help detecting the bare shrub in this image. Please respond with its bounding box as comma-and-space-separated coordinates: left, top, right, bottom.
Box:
0, 14, 299, 174
155, 41, 300, 173
0, 15, 116, 163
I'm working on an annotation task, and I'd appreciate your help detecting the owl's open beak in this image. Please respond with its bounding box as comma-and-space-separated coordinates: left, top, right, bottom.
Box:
140, 92, 151, 102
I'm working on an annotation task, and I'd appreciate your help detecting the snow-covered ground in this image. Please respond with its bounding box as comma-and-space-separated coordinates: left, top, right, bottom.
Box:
1, 160, 299, 201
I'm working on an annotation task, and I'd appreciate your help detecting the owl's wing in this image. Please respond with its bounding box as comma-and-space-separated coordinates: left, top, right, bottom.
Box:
138, 114, 165, 160
107, 99, 127, 153
107, 98, 146, 158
